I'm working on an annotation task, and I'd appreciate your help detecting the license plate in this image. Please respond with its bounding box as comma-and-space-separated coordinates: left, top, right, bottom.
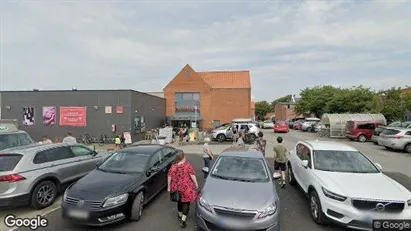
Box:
67, 209, 89, 219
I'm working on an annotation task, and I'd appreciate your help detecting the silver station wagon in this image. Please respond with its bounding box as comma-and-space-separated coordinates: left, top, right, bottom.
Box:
0, 143, 110, 209
196, 147, 280, 231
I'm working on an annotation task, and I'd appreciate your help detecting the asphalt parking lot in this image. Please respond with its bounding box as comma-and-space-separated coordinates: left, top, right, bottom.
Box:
9, 153, 347, 231
4, 129, 411, 231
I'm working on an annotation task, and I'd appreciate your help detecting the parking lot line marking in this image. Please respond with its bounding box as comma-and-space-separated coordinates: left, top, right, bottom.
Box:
7, 206, 62, 231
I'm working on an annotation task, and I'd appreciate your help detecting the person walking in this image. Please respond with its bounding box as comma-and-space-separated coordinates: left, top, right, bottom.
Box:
255, 132, 267, 156
202, 138, 214, 178
273, 136, 288, 188
62, 132, 77, 144
114, 135, 121, 150
237, 132, 245, 147
167, 151, 199, 228
232, 123, 238, 145
41, 135, 53, 144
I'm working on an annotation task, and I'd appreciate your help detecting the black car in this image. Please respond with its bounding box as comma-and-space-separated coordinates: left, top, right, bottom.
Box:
61, 144, 178, 226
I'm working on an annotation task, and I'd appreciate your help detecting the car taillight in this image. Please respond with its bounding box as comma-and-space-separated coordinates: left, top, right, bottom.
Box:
0, 174, 26, 182
395, 135, 404, 139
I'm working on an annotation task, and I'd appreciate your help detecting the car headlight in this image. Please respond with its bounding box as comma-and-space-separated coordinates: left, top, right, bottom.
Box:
322, 187, 347, 202
102, 193, 129, 208
258, 202, 277, 219
407, 199, 411, 207
199, 196, 213, 212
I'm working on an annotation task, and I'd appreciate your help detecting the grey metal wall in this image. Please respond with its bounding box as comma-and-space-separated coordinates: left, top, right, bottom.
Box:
0, 90, 165, 142
131, 91, 166, 141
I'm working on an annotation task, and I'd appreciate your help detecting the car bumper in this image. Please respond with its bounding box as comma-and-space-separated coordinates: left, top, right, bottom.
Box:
370, 135, 379, 143
61, 203, 127, 226
274, 127, 288, 132
378, 138, 404, 150
322, 198, 411, 231
0, 193, 30, 208
263, 125, 274, 128
346, 134, 356, 140
195, 203, 280, 231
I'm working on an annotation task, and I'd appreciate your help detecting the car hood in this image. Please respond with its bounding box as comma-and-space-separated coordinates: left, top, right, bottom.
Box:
202, 177, 277, 210
313, 171, 411, 201
67, 169, 141, 201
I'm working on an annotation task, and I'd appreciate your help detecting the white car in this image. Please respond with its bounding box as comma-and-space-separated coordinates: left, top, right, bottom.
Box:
262, 120, 274, 129
287, 140, 411, 230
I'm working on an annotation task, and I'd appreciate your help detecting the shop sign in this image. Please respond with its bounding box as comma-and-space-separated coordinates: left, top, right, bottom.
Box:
59, 107, 87, 127
176, 107, 199, 112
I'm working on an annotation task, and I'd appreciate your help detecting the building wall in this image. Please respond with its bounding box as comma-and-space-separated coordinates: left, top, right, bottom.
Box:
0, 90, 165, 142
275, 103, 304, 121
164, 65, 212, 128
131, 91, 166, 141
210, 88, 251, 127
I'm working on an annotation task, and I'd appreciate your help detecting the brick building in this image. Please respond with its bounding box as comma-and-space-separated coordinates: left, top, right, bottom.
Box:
274, 101, 308, 121
164, 64, 252, 129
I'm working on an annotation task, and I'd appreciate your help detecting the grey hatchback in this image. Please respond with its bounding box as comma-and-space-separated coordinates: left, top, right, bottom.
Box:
196, 148, 280, 231
0, 143, 110, 209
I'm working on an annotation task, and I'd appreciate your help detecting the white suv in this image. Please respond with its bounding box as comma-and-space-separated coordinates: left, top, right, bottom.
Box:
287, 140, 411, 230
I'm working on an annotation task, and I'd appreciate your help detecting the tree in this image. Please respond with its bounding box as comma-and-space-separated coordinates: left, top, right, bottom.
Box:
326, 86, 376, 113
294, 85, 337, 117
271, 95, 292, 108
255, 101, 273, 119
381, 87, 411, 122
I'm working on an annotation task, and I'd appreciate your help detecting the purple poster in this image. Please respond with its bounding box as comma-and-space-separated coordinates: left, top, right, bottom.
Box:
43, 106, 56, 125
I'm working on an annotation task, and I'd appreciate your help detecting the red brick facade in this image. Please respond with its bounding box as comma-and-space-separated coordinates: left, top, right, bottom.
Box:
163, 65, 252, 129
274, 103, 306, 121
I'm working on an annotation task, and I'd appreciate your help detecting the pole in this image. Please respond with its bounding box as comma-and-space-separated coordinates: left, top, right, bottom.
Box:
194, 105, 197, 128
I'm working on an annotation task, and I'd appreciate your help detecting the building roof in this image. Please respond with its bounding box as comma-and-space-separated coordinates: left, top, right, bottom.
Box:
197, 71, 251, 89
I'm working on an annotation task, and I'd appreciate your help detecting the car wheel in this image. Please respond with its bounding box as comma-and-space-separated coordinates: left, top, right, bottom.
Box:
385, 146, 393, 150
30, 181, 58, 210
358, 135, 367, 142
373, 142, 378, 145
404, 143, 411, 154
249, 134, 256, 142
287, 163, 296, 186
130, 191, 144, 221
309, 190, 326, 225
217, 134, 226, 143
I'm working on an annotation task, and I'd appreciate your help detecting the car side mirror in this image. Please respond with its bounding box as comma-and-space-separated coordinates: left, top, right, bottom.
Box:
375, 163, 382, 170
301, 160, 309, 168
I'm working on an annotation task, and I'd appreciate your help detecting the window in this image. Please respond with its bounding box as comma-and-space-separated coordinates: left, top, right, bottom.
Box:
296, 143, 312, 168
160, 148, 176, 162
405, 131, 411, 136
0, 154, 23, 171
0, 133, 34, 151
175, 93, 200, 101
210, 156, 269, 182
148, 152, 163, 169
357, 123, 375, 130
70, 146, 93, 157
381, 129, 401, 135
33, 147, 75, 164
313, 150, 379, 173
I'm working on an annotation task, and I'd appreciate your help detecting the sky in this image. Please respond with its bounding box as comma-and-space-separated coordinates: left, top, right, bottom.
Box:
0, 0, 410, 102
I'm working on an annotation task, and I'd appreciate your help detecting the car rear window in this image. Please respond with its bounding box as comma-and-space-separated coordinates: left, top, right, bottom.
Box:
382, 129, 401, 135
277, 121, 286, 126
0, 154, 23, 171
346, 121, 354, 130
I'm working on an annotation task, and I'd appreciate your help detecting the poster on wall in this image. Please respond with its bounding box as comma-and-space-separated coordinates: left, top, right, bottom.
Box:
133, 116, 141, 134
116, 106, 123, 114
123, 132, 132, 144
22, 107, 35, 126
59, 107, 87, 127
43, 106, 56, 125
105, 106, 112, 114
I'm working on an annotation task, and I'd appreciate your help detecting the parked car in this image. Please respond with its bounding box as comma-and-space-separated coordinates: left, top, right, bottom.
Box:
262, 120, 275, 129
371, 126, 386, 145
274, 121, 289, 133
211, 123, 260, 142
345, 120, 384, 142
288, 117, 305, 128
293, 120, 304, 130
287, 140, 411, 230
0, 143, 110, 209
0, 119, 35, 151
61, 145, 178, 226
378, 128, 411, 153
197, 148, 280, 231
301, 118, 321, 132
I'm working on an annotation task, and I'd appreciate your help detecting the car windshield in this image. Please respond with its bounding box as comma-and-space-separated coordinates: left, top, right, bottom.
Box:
399, 122, 411, 128
387, 121, 401, 127
98, 151, 150, 174
313, 150, 379, 173
0, 133, 34, 151
210, 156, 269, 182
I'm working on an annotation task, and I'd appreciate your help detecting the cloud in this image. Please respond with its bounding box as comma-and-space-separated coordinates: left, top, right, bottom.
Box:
0, 0, 410, 101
